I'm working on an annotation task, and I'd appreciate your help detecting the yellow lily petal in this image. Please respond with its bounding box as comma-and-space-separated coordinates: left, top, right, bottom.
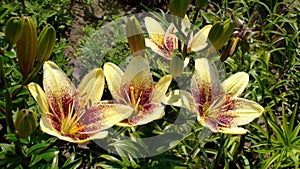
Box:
217, 98, 264, 126
144, 17, 165, 46
28, 83, 49, 114
145, 38, 170, 59
123, 56, 149, 83
88, 131, 108, 140
197, 115, 248, 134
40, 114, 80, 143
189, 25, 212, 52
119, 56, 153, 106
164, 23, 178, 52
78, 68, 105, 106
165, 90, 194, 111
119, 103, 164, 126
181, 15, 192, 36
200, 25, 212, 37
100, 103, 133, 128
103, 62, 124, 102
131, 104, 164, 126
199, 97, 263, 134
152, 75, 172, 103
192, 58, 223, 107
221, 72, 249, 98
40, 114, 54, 133
79, 102, 133, 134
124, 69, 154, 106
194, 58, 220, 87
40, 116, 108, 143
218, 127, 248, 134
40, 109, 110, 144
43, 61, 77, 120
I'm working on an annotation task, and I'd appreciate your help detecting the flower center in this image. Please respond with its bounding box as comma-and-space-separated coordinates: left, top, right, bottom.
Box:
129, 84, 142, 112
205, 94, 233, 116
60, 99, 84, 135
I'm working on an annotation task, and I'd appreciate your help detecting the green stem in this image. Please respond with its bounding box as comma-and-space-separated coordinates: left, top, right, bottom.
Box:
4, 91, 15, 132
0, 54, 27, 167
0, 55, 15, 132
12, 61, 44, 98
210, 134, 225, 169
182, 7, 201, 58
192, 8, 201, 25
0, 55, 7, 88
0, 105, 6, 114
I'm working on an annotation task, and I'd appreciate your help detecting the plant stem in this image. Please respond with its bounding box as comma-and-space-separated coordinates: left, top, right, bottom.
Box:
0, 55, 15, 132
12, 61, 44, 98
0, 54, 28, 167
192, 8, 201, 25
210, 134, 225, 169
0, 55, 7, 88
0, 105, 6, 114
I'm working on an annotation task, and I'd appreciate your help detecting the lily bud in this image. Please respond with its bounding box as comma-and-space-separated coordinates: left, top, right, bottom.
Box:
208, 19, 235, 51
5, 17, 23, 51
14, 109, 37, 138
220, 37, 241, 61
126, 16, 145, 56
37, 24, 56, 63
16, 16, 38, 77
169, 0, 189, 18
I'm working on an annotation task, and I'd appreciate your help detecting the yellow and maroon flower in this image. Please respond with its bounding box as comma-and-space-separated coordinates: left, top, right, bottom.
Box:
104, 56, 172, 126
166, 58, 264, 134
144, 17, 211, 59
28, 61, 131, 143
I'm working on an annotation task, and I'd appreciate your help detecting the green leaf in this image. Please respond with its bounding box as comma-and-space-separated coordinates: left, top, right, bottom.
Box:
208, 19, 235, 51
241, 155, 251, 169
100, 154, 123, 164
0, 7, 10, 20
30, 148, 59, 167
169, 0, 189, 18
0, 143, 14, 152
26, 138, 57, 155
262, 152, 281, 169
5, 134, 18, 142
51, 155, 59, 169
61, 158, 82, 169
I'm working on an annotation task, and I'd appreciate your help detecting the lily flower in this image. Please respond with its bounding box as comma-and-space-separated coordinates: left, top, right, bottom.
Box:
28, 61, 131, 143
104, 56, 172, 127
166, 58, 264, 134
144, 17, 211, 60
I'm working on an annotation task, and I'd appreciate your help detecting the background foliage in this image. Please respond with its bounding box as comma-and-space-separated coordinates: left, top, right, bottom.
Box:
0, 0, 299, 168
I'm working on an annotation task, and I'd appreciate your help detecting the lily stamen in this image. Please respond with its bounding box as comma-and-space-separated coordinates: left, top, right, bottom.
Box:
130, 85, 135, 106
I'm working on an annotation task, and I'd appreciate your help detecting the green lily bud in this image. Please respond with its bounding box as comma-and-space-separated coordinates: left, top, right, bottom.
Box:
195, 0, 208, 9
37, 24, 56, 63
208, 19, 235, 51
5, 17, 23, 51
16, 16, 38, 77
220, 37, 241, 61
169, 0, 189, 18
126, 16, 145, 56
15, 109, 37, 138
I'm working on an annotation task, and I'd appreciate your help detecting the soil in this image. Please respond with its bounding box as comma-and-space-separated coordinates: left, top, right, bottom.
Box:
64, 0, 169, 63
